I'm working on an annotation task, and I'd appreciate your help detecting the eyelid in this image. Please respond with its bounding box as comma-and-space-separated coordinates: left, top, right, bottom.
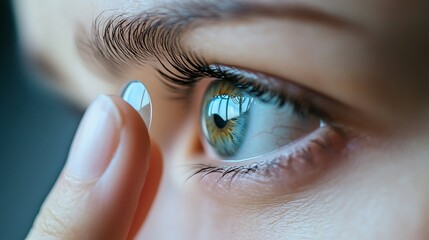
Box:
79, 1, 360, 77
224, 64, 371, 134
155, 48, 373, 136
202, 65, 362, 129
224, 66, 377, 133
157, 53, 368, 133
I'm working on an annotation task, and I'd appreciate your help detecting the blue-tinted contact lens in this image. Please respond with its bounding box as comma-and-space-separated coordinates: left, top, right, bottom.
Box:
120, 81, 152, 129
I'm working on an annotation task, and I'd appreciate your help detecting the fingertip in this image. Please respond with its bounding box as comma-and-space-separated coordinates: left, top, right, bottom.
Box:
66, 95, 122, 181
102, 95, 152, 183
90, 95, 153, 239
29, 95, 156, 240
110, 95, 150, 145
99, 94, 151, 195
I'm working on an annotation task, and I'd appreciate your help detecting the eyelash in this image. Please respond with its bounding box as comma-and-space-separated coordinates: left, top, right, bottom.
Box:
157, 55, 329, 120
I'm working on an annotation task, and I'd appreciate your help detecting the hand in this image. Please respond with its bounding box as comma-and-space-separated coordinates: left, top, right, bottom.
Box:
27, 95, 163, 239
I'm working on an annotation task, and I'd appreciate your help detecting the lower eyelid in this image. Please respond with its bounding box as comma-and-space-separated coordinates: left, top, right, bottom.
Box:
188, 125, 351, 199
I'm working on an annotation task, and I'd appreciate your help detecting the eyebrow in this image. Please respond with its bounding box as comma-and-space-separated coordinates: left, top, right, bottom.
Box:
77, 1, 358, 78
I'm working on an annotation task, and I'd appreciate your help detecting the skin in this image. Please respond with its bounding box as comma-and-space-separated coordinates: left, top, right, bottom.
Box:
14, 0, 429, 239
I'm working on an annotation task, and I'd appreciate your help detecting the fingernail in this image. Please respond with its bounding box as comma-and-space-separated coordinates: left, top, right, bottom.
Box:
67, 95, 121, 180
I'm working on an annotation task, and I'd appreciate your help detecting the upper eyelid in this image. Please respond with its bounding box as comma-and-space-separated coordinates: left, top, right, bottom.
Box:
75, 2, 360, 79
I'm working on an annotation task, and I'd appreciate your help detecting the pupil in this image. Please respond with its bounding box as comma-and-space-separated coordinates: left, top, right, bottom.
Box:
213, 114, 228, 129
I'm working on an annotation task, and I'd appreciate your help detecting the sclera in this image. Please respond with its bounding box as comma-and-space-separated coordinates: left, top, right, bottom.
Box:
120, 81, 152, 129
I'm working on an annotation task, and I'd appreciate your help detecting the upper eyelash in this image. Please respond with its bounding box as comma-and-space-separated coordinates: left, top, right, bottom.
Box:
205, 65, 331, 120
158, 61, 331, 122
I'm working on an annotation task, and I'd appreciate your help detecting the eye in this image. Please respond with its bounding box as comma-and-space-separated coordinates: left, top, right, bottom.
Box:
201, 80, 322, 160
188, 65, 355, 195
155, 58, 353, 191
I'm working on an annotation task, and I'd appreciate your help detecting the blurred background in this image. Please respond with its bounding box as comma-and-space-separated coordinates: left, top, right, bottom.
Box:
0, 1, 81, 238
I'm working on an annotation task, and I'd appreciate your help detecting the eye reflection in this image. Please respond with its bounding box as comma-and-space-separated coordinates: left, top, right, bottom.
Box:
201, 80, 322, 161
208, 95, 253, 128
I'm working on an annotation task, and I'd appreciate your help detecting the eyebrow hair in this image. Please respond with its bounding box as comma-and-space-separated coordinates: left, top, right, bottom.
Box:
77, 1, 358, 78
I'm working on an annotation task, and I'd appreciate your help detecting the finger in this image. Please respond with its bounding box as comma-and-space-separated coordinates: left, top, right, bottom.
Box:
27, 95, 159, 240
127, 141, 163, 239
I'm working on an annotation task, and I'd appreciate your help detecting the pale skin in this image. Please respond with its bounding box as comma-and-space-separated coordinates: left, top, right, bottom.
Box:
13, 0, 429, 239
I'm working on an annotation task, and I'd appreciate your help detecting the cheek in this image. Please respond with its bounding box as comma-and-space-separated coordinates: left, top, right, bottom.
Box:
202, 138, 429, 239
309, 139, 429, 239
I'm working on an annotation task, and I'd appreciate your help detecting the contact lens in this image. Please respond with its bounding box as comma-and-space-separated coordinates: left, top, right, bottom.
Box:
120, 81, 152, 129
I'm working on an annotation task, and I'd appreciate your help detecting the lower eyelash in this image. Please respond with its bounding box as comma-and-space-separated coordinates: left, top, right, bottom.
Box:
188, 146, 311, 183
187, 126, 344, 186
